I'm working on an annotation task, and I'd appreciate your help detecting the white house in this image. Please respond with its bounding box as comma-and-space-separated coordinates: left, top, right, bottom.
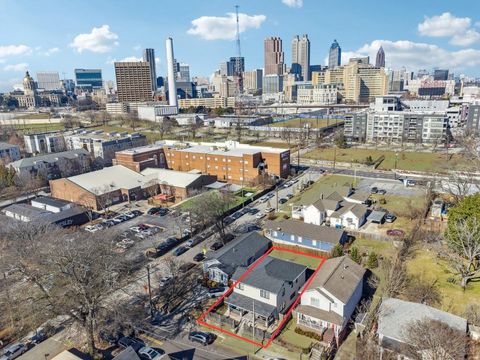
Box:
329, 203, 369, 230
303, 198, 341, 225
296, 256, 365, 344
225, 256, 307, 328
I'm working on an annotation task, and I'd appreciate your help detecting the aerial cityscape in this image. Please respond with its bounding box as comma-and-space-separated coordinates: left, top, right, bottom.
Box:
1, 0, 480, 359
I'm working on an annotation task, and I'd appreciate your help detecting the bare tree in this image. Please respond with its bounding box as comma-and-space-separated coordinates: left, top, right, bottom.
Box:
404, 277, 441, 306
444, 218, 480, 289
0, 221, 125, 357
382, 256, 408, 298
404, 319, 467, 360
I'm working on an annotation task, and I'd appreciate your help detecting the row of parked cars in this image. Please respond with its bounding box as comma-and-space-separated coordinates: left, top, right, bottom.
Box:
0, 328, 47, 360
85, 210, 143, 233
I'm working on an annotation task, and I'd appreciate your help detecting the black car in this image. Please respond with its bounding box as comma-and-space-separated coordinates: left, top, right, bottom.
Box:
131, 210, 143, 216
279, 198, 288, 204
118, 336, 145, 352
223, 233, 235, 243
377, 189, 387, 195
157, 208, 169, 216
371, 187, 378, 194
173, 246, 188, 257
188, 331, 215, 346
193, 253, 205, 262
247, 207, 259, 215
223, 216, 234, 225
147, 207, 162, 215
210, 242, 224, 251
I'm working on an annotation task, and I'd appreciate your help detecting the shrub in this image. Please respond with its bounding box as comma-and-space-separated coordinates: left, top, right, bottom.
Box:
295, 327, 323, 341
349, 246, 361, 264
379, 198, 387, 205
329, 244, 344, 258
366, 252, 378, 269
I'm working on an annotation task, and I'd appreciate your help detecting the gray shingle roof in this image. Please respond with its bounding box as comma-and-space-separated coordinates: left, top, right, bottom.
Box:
31, 196, 71, 208
9, 149, 90, 169
232, 256, 306, 294
307, 256, 365, 304
205, 232, 271, 276
0, 142, 18, 151
378, 298, 467, 344
113, 347, 141, 360
264, 219, 345, 244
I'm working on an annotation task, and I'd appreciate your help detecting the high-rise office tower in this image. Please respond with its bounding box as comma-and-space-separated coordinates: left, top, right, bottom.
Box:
243, 69, 263, 94
218, 62, 228, 76
291, 34, 311, 81
36, 71, 62, 91
178, 63, 190, 82
143, 48, 157, 91
114, 62, 152, 102
434, 69, 449, 81
264, 37, 284, 75
166, 37, 178, 108
228, 57, 245, 77
328, 40, 341, 68
74, 69, 102, 90
375, 46, 385, 68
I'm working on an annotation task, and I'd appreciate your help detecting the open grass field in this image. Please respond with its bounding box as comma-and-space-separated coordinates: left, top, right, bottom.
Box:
269, 248, 323, 270
245, 141, 296, 149
370, 193, 426, 218
270, 118, 343, 129
405, 247, 480, 316
14, 113, 52, 120
304, 147, 470, 172
5, 122, 66, 133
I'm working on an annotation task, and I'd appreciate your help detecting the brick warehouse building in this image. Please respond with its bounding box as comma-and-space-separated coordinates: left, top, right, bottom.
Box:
160, 140, 290, 183
50, 165, 216, 210
112, 144, 167, 172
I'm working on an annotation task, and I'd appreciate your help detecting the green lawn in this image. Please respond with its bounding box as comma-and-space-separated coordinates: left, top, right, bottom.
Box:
270, 118, 343, 129
370, 193, 426, 218
405, 247, 480, 316
6, 123, 66, 132
14, 113, 52, 119
276, 318, 314, 350
269, 249, 323, 270
335, 330, 357, 360
304, 148, 470, 172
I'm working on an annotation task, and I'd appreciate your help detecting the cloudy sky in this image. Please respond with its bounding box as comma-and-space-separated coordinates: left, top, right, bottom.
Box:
0, 0, 480, 91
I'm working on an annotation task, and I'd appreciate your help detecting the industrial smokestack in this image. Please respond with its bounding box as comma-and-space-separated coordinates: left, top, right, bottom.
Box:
165, 37, 178, 108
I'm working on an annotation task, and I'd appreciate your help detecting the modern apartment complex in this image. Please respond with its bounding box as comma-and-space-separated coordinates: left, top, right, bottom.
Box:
177, 97, 235, 109
0, 142, 21, 164
64, 130, 147, 164
114, 61, 153, 102
24, 132, 67, 154
296, 83, 338, 105
344, 96, 448, 144
161, 140, 290, 183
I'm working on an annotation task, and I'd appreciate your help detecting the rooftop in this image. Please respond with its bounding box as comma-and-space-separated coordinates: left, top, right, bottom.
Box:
159, 140, 288, 155
232, 256, 306, 294
31, 196, 72, 208
9, 149, 90, 169
307, 256, 365, 304
141, 168, 209, 188
0, 142, 18, 151
264, 219, 345, 244
378, 298, 467, 344
115, 144, 164, 155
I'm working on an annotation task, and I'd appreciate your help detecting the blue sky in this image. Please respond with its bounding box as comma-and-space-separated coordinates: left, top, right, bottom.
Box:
1, 0, 480, 91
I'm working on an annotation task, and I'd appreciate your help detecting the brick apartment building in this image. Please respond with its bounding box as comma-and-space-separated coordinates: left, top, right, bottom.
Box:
112, 144, 167, 172
161, 140, 290, 183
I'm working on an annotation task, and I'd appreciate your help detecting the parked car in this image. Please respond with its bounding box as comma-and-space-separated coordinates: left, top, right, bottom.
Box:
159, 276, 172, 288
385, 213, 397, 223
223, 216, 234, 225
0, 343, 27, 360
173, 246, 188, 257
123, 212, 136, 219
179, 262, 196, 273
377, 189, 387, 195
117, 337, 145, 352
208, 287, 228, 298
279, 198, 288, 204
185, 236, 203, 248
131, 210, 143, 216
247, 207, 259, 215
285, 193, 294, 199
210, 242, 224, 251
188, 331, 215, 346
235, 223, 260, 234
370, 187, 378, 194
264, 207, 275, 213
255, 213, 266, 220
26, 329, 47, 345
85, 224, 102, 233
193, 253, 205, 262
157, 208, 169, 216
99, 329, 124, 346
138, 346, 166, 360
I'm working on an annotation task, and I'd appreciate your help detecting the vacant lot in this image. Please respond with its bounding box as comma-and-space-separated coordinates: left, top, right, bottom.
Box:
405, 247, 480, 316
270, 118, 343, 129
304, 147, 469, 172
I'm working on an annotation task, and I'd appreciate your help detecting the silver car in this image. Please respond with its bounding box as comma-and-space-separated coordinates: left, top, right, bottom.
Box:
0, 343, 27, 360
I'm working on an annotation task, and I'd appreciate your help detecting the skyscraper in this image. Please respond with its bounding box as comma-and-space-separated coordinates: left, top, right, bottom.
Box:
434, 69, 449, 81
264, 37, 284, 75
291, 34, 310, 81
228, 57, 245, 77
114, 62, 152, 102
328, 40, 341, 69
143, 48, 157, 91
178, 63, 190, 82
74, 69, 102, 90
375, 46, 385, 68
36, 71, 62, 91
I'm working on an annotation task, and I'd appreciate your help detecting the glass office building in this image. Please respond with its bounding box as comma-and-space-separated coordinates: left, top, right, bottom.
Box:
74, 69, 103, 90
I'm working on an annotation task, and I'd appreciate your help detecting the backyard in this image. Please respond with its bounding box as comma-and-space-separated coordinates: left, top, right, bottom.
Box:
270, 118, 343, 129
269, 248, 324, 270
304, 147, 470, 172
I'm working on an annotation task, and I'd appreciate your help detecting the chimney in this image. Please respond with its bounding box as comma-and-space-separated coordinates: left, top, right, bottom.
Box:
165, 37, 178, 108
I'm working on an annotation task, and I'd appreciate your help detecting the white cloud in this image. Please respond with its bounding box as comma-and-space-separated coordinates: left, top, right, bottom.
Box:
0, 45, 32, 58
187, 12, 266, 40
107, 56, 143, 64
341, 39, 480, 71
0, 78, 22, 92
282, 0, 303, 8
42, 47, 60, 56
70, 25, 119, 53
3, 63, 29, 72
418, 12, 480, 46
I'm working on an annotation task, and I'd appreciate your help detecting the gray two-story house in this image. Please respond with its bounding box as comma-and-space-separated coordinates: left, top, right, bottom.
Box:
203, 232, 272, 285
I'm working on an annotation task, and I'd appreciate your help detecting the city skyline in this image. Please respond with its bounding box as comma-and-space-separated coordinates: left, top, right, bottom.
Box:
1, 0, 480, 91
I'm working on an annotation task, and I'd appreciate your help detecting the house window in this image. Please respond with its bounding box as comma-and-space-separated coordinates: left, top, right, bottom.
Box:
192, 155, 196, 159
207, 157, 210, 160
228, 159, 231, 162
290, 235, 295, 241
298, 236, 302, 243
260, 289, 270, 299
273, 231, 278, 237
236, 283, 244, 290
200, 156, 203, 159
222, 158, 226, 162
215, 158, 218, 161
215, 166, 218, 170
171, 160, 175, 164
312, 240, 317, 246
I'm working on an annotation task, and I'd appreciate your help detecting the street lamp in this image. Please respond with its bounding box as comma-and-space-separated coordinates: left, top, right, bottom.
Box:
394, 152, 399, 180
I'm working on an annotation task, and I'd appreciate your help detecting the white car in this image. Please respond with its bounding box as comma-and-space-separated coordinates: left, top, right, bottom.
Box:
255, 213, 266, 220
85, 224, 102, 233
265, 207, 275, 213
129, 226, 142, 233
138, 346, 166, 359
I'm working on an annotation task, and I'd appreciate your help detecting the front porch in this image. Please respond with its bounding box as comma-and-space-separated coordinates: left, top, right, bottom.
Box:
225, 292, 278, 332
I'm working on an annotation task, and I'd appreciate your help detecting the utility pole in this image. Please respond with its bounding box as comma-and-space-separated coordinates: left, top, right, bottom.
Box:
146, 265, 154, 318
275, 185, 279, 212
333, 146, 337, 172
252, 299, 256, 354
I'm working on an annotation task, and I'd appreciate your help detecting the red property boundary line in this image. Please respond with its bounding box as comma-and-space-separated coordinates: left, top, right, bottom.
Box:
196, 245, 327, 349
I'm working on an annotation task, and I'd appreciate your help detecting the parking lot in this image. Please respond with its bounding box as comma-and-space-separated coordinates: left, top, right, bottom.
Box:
355, 177, 425, 197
